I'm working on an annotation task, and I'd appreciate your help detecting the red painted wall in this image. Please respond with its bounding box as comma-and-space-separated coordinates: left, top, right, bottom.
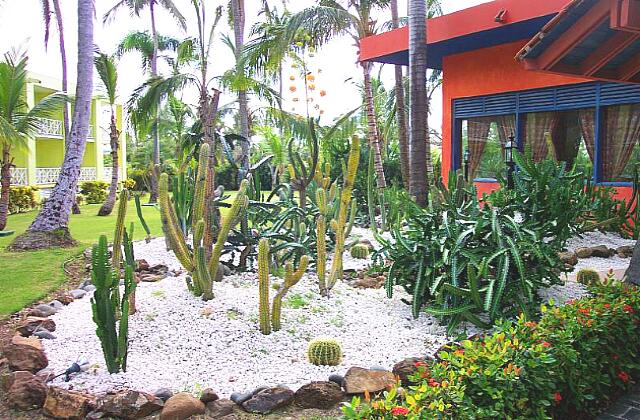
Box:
440, 40, 634, 197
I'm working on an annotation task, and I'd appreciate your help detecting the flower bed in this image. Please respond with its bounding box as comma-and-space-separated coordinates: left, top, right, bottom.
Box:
344, 281, 640, 419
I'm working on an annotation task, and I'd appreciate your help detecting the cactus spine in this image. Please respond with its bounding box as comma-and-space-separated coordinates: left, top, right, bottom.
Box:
350, 243, 370, 259
258, 238, 271, 335
159, 142, 249, 301
307, 338, 342, 366
577, 268, 601, 286
90, 234, 136, 374
257, 238, 308, 335
323, 135, 360, 296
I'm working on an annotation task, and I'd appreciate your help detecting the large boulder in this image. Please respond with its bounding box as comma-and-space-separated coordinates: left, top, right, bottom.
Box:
16, 316, 56, 337
618, 245, 635, 258
343, 367, 396, 394
96, 390, 164, 419
591, 245, 614, 258
160, 393, 205, 420
393, 357, 427, 386
199, 388, 219, 404
206, 399, 236, 418
3, 335, 48, 373
558, 251, 578, 266
575, 247, 593, 259
294, 381, 344, 409
242, 387, 294, 414
43, 387, 95, 419
6, 371, 47, 410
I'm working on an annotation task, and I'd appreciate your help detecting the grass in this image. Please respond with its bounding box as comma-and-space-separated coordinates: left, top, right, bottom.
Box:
0, 199, 163, 318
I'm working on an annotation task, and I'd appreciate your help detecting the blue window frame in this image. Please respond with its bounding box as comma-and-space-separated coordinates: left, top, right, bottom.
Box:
452, 81, 640, 185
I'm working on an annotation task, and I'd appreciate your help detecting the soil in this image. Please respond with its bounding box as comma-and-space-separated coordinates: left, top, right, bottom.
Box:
8, 228, 78, 252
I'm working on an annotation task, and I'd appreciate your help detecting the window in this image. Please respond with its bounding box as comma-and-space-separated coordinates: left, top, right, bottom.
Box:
600, 104, 640, 183
461, 116, 514, 180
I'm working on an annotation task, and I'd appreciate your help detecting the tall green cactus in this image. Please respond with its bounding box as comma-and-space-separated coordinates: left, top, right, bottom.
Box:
257, 238, 308, 335
316, 188, 328, 292
110, 189, 128, 316
90, 234, 136, 374
159, 143, 250, 300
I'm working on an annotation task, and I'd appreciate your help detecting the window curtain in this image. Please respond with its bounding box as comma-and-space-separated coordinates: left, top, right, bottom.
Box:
524, 112, 559, 162
496, 115, 517, 147
466, 118, 492, 179
550, 111, 582, 166
578, 109, 597, 165
602, 104, 640, 181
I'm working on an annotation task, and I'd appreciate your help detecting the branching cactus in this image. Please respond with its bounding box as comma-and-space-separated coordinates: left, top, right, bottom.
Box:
257, 238, 309, 335
321, 135, 361, 296
288, 119, 319, 208
90, 235, 136, 374
159, 143, 249, 301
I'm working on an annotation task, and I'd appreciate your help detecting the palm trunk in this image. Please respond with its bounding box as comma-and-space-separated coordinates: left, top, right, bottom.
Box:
52, 0, 69, 144
13, 0, 94, 248
408, 0, 429, 207
391, 0, 410, 187
362, 61, 387, 189
98, 110, 120, 216
232, 0, 250, 180
199, 87, 221, 255
148, 0, 160, 203
0, 147, 11, 231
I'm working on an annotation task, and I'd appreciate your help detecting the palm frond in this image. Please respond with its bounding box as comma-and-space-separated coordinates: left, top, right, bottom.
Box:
94, 50, 118, 105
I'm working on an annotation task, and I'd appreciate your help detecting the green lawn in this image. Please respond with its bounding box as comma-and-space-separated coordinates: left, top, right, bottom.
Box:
0, 200, 163, 318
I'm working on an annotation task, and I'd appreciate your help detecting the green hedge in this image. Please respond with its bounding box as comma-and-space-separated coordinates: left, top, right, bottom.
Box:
80, 181, 109, 204
344, 281, 640, 419
8, 186, 39, 214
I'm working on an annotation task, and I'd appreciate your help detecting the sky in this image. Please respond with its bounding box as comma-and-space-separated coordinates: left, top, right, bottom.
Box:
0, 0, 490, 136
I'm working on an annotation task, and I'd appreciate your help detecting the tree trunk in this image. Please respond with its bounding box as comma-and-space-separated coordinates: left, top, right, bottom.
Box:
199, 87, 221, 255
11, 0, 94, 249
0, 147, 11, 231
408, 0, 429, 207
98, 109, 120, 216
232, 0, 251, 180
625, 238, 640, 285
52, 0, 70, 145
361, 61, 387, 190
148, 0, 160, 203
391, 0, 410, 187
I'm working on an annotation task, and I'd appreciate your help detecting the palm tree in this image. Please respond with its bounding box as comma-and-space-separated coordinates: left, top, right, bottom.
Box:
95, 51, 121, 217
284, 0, 389, 191
12, 0, 94, 249
390, 0, 409, 187
230, 0, 251, 179
408, 0, 428, 206
104, 0, 186, 203
0, 52, 66, 232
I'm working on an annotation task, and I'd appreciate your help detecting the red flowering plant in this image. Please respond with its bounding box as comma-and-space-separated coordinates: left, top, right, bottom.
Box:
343, 282, 640, 419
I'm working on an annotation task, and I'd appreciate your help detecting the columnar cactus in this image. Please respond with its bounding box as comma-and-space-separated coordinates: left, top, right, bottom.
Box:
257, 238, 308, 335
350, 243, 370, 259
577, 268, 601, 286
110, 189, 128, 316
159, 143, 249, 301
258, 238, 271, 335
307, 338, 342, 366
316, 188, 328, 291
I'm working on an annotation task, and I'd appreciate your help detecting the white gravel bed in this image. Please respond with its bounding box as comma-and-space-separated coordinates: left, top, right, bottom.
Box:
43, 237, 450, 397
566, 231, 636, 275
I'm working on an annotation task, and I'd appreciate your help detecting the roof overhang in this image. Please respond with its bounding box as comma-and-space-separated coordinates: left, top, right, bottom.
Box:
359, 0, 572, 69
517, 0, 640, 83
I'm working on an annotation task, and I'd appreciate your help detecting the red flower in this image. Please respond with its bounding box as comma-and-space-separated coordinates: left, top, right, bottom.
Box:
618, 371, 631, 382
578, 308, 591, 315
554, 392, 562, 403
454, 349, 465, 356
624, 304, 634, 313
567, 299, 576, 305
524, 321, 537, 328
541, 341, 551, 348
428, 378, 440, 387
414, 361, 427, 368
604, 304, 611, 309
391, 407, 410, 416
613, 354, 620, 360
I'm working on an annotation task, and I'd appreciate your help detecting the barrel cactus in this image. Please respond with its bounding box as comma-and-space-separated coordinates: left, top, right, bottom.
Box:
350, 244, 370, 259
577, 268, 601, 286
308, 338, 342, 366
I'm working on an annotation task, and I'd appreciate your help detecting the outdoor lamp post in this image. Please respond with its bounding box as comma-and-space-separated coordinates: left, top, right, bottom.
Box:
463, 148, 471, 182
504, 135, 516, 189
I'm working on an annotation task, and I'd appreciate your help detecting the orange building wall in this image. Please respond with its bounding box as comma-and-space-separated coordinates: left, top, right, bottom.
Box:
435, 40, 640, 198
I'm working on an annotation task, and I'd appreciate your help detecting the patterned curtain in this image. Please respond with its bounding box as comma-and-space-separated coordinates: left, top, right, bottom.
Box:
496, 115, 517, 147
578, 109, 597, 164
524, 112, 559, 162
467, 118, 492, 179
551, 111, 582, 166
602, 104, 640, 181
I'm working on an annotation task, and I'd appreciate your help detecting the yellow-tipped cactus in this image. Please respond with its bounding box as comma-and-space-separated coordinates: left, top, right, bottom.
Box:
350, 243, 370, 259
272, 256, 309, 331
577, 268, 601, 287
159, 173, 195, 272
258, 238, 271, 335
307, 338, 342, 366
316, 189, 328, 292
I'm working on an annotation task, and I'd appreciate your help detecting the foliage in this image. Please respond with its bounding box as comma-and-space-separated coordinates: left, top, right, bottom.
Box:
80, 181, 110, 204
576, 268, 601, 287
381, 173, 564, 329
343, 282, 640, 419
350, 243, 370, 259
8, 186, 39, 214
122, 178, 136, 190
307, 337, 342, 366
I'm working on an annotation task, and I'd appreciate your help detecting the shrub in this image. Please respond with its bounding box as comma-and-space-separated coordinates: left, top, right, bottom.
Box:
127, 168, 149, 192
80, 181, 109, 204
576, 268, 601, 286
343, 282, 640, 419
8, 186, 39, 214
122, 178, 136, 190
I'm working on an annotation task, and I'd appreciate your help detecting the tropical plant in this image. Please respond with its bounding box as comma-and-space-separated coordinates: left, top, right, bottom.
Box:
307, 337, 342, 366
576, 268, 601, 286
95, 50, 122, 216
80, 180, 109, 204
0, 51, 65, 232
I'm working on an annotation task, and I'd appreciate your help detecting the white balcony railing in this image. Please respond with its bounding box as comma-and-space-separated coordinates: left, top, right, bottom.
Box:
102, 167, 113, 182
35, 118, 94, 139
35, 167, 97, 185
10, 168, 28, 186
